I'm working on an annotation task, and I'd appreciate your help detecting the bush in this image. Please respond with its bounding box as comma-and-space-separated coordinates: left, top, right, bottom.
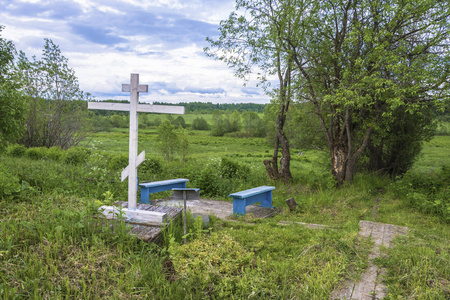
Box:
64, 147, 91, 165
194, 157, 251, 198
25, 147, 48, 160
219, 157, 250, 180
46, 146, 63, 161
192, 117, 210, 130
6, 144, 27, 157
108, 153, 128, 171
393, 165, 450, 221
140, 157, 163, 176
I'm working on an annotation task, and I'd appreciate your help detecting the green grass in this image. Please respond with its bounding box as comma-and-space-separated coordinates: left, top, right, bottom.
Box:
411, 136, 450, 173
1, 129, 449, 299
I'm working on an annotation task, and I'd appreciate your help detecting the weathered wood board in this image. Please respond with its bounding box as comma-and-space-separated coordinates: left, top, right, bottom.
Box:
100, 202, 182, 243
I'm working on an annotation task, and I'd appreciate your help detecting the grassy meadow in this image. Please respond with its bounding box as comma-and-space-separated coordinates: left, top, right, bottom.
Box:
0, 115, 449, 299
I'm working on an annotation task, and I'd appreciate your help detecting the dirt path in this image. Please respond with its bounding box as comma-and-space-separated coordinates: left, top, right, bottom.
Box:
331, 221, 408, 300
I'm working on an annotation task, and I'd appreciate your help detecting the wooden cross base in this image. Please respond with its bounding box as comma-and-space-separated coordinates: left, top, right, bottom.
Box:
100, 205, 167, 224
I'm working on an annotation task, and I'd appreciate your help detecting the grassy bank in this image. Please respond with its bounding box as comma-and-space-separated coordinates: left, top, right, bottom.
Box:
1, 131, 449, 299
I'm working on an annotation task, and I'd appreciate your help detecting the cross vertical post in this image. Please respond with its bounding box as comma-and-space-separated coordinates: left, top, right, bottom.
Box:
121, 73, 148, 211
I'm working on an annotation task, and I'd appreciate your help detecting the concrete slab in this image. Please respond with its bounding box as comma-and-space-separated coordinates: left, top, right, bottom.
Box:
153, 198, 279, 220
330, 221, 408, 300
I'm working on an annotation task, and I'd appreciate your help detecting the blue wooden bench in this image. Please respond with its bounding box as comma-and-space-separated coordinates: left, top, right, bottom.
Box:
228, 186, 275, 215
139, 178, 189, 204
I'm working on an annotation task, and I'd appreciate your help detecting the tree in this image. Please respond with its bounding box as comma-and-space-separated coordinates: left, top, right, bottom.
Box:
206, 1, 297, 182
177, 127, 190, 163
207, 0, 450, 185
192, 117, 210, 130
156, 120, 179, 161
0, 26, 27, 150
16, 39, 91, 149
242, 111, 266, 137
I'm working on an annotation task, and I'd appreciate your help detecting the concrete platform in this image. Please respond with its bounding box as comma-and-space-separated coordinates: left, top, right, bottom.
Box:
153, 198, 279, 220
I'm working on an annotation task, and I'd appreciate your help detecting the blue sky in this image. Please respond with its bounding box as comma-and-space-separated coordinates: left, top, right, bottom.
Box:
0, 0, 270, 104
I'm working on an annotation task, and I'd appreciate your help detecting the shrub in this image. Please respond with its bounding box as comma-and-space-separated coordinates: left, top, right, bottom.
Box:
140, 157, 163, 175
108, 153, 128, 171
393, 165, 450, 221
6, 144, 27, 157
219, 157, 250, 180
46, 146, 63, 161
64, 147, 91, 165
192, 117, 210, 130
25, 147, 48, 160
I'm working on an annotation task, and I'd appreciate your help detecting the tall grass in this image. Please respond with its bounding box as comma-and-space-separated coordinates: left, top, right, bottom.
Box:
0, 129, 449, 298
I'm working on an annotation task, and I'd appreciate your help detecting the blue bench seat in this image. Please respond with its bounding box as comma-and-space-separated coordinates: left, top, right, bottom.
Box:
228, 186, 275, 215
139, 178, 189, 204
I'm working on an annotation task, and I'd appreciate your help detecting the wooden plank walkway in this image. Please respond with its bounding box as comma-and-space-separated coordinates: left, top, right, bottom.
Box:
330, 221, 408, 300
100, 201, 182, 243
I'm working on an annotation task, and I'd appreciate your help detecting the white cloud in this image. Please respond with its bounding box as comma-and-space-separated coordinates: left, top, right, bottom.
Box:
0, 0, 271, 104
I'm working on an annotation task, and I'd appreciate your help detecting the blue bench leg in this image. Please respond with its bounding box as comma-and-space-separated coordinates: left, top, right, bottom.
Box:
260, 191, 273, 208
140, 188, 150, 204
233, 198, 247, 215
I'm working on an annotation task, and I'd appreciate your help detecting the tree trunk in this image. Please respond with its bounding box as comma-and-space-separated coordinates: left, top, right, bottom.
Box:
264, 109, 292, 182
330, 142, 347, 186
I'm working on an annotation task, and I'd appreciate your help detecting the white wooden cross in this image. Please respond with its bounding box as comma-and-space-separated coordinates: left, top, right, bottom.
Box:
88, 73, 185, 223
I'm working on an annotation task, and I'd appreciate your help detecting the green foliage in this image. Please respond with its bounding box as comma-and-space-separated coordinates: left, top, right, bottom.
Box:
192, 117, 210, 130
195, 157, 251, 198
207, 0, 450, 184
169, 232, 255, 296
173, 116, 186, 128
153, 101, 265, 113
110, 114, 128, 128
25, 147, 47, 160
365, 107, 436, 177
63, 146, 91, 165
6, 144, 27, 157
155, 120, 190, 162
210, 110, 244, 137
46, 146, 63, 161
16, 39, 91, 149
393, 165, 450, 221
242, 111, 266, 137
219, 157, 250, 180
156, 120, 178, 161
139, 157, 163, 175
0, 164, 20, 199
378, 230, 450, 299
0, 26, 27, 150
108, 153, 128, 171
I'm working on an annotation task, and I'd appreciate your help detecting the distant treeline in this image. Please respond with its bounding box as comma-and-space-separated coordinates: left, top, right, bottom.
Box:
89, 100, 266, 114
153, 102, 266, 113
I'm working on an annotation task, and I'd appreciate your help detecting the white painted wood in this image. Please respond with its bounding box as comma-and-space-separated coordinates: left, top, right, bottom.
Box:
128, 74, 140, 211
122, 83, 148, 93
100, 205, 167, 224
121, 150, 145, 182
88, 102, 185, 114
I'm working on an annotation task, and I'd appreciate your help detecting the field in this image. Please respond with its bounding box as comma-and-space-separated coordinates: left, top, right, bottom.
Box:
0, 118, 449, 299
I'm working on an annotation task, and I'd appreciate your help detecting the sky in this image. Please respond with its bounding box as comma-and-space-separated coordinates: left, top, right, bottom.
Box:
0, 0, 270, 104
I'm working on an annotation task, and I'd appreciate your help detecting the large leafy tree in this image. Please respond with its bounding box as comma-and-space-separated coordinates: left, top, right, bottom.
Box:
16, 39, 91, 149
0, 26, 27, 150
206, 1, 296, 181
207, 0, 450, 185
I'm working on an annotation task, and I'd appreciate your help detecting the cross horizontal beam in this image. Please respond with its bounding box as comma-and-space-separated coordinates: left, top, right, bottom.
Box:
88, 102, 185, 114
